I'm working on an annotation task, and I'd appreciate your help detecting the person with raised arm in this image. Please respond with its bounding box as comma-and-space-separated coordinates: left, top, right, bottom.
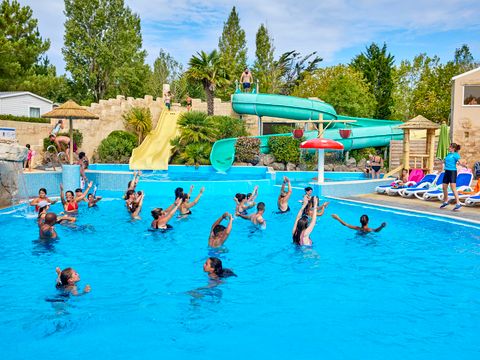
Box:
331, 214, 386, 233
277, 176, 292, 213
151, 198, 183, 230
179, 187, 205, 216
292, 196, 318, 246
236, 202, 266, 228
208, 212, 233, 248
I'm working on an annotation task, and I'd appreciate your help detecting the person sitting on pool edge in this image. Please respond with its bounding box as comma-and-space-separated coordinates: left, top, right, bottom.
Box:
331, 214, 386, 233
179, 187, 205, 216
236, 202, 266, 228
277, 176, 292, 213
151, 198, 182, 230
292, 196, 319, 246
208, 212, 233, 248
39, 213, 58, 239
55, 267, 90, 296
203, 257, 236, 279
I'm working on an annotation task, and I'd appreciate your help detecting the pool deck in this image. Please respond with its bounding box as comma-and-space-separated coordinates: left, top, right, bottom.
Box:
333, 192, 480, 224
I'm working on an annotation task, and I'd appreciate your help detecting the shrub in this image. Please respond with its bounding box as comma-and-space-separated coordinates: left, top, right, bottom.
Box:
97, 130, 138, 163
0, 114, 50, 123
235, 137, 260, 163
271, 124, 294, 134
209, 115, 248, 139
268, 136, 302, 164
43, 129, 84, 151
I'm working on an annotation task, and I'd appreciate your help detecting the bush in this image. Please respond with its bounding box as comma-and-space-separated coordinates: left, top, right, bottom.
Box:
43, 129, 84, 151
350, 147, 376, 163
209, 115, 248, 139
235, 137, 260, 163
268, 136, 302, 165
97, 130, 138, 163
271, 124, 294, 134
0, 114, 50, 123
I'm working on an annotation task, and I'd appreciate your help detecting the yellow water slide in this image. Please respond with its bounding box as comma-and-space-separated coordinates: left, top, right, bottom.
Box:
129, 109, 180, 170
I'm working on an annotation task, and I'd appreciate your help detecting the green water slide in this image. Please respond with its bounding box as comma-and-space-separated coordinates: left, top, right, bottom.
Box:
210, 93, 403, 172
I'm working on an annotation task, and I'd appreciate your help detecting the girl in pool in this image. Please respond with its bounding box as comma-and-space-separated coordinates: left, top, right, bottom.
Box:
55, 267, 90, 296
87, 193, 102, 207
60, 182, 92, 213
234, 193, 256, 216
151, 198, 182, 230
303, 197, 329, 218
125, 171, 141, 198
331, 214, 386, 233
30, 188, 57, 211
277, 177, 292, 213
292, 196, 319, 246
179, 187, 205, 216
203, 257, 236, 279
208, 212, 233, 248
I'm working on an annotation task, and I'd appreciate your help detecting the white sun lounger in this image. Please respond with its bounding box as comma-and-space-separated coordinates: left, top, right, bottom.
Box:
422, 173, 473, 201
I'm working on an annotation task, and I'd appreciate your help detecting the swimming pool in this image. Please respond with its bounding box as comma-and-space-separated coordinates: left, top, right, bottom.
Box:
1, 186, 479, 359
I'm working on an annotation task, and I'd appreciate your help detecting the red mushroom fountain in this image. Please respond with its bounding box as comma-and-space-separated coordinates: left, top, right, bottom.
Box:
300, 138, 344, 183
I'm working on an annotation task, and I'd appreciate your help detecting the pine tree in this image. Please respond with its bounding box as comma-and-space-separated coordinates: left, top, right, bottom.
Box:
351, 43, 395, 119
253, 24, 275, 93
217, 6, 247, 99
63, 0, 149, 102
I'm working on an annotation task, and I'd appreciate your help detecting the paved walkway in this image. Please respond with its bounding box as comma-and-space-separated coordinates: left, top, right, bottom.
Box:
332, 192, 480, 224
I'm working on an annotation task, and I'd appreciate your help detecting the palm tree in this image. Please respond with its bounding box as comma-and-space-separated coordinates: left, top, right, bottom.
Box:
122, 107, 152, 145
179, 143, 212, 167
187, 50, 227, 115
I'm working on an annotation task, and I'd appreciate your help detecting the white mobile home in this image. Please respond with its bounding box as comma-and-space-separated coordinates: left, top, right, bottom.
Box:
0, 91, 53, 118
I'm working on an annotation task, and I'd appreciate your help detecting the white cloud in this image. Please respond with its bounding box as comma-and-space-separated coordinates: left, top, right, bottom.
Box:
19, 0, 480, 74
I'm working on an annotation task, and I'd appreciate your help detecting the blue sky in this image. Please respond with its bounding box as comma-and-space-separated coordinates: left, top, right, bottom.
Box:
21, 0, 480, 74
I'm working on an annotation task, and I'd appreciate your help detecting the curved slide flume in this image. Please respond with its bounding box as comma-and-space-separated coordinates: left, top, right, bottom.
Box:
210, 93, 403, 172
129, 109, 180, 170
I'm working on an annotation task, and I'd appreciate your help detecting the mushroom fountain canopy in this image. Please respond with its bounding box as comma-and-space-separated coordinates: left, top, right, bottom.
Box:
300, 138, 344, 150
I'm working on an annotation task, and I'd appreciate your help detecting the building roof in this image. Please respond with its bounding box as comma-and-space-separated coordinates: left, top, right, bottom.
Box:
451, 66, 480, 81
397, 115, 440, 130
0, 91, 53, 104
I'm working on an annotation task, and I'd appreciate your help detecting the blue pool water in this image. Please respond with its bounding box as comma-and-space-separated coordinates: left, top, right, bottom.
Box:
1, 187, 479, 359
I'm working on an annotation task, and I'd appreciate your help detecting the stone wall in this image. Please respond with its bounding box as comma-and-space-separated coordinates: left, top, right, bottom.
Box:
0, 139, 28, 207
0, 94, 258, 165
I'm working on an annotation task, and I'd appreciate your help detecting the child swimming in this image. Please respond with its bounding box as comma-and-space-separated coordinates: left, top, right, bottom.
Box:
292, 196, 319, 246
208, 212, 233, 248
55, 267, 90, 296
331, 214, 386, 233
203, 257, 236, 279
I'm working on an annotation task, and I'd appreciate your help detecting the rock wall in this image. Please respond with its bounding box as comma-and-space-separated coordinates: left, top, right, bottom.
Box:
0, 139, 28, 208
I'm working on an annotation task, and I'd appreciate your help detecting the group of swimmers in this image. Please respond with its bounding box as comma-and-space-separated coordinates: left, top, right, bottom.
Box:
31, 172, 387, 297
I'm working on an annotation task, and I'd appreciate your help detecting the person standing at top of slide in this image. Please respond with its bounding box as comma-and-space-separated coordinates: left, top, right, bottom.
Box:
164, 91, 171, 110
240, 68, 253, 92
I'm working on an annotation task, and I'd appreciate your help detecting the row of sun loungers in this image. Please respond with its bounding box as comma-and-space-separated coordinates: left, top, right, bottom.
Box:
375, 172, 480, 206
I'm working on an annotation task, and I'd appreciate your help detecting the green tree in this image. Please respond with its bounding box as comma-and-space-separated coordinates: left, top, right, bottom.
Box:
147, 49, 183, 99
187, 50, 227, 115
209, 115, 248, 139
453, 44, 477, 74
63, 0, 148, 103
292, 65, 376, 118
171, 71, 205, 104
122, 107, 152, 145
278, 50, 323, 95
217, 6, 247, 99
178, 143, 212, 167
351, 42, 395, 119
253, 24, 275, 93
0, 0, 50, 87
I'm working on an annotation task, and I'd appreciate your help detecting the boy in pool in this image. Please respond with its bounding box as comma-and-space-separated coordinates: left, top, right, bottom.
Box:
277, 176, 292, 213
236, 202, 266, 228
208, 212, 233, 248
39, 213, 58, 239
55, 267, 90, 296
331, 214, 386, 233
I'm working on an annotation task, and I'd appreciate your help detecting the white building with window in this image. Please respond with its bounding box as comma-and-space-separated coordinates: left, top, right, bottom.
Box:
451, 66, 480, 168
0, 91, 53, 118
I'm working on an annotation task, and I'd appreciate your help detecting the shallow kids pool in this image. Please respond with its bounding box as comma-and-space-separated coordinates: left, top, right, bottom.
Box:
0, 184, 479, 359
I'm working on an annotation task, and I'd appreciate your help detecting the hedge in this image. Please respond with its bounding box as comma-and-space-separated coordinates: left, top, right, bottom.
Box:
268, 136, 302, 165
0, 114, 50, 123
97, 130, 138, 163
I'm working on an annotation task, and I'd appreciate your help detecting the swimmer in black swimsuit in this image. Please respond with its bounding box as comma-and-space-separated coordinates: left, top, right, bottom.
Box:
331, 214, 386, 233
151, 197, 183, 230
277, 176, 292, 213
126, 190, 144, 219
234, 193, 255, 216
179, 186, 205, 216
